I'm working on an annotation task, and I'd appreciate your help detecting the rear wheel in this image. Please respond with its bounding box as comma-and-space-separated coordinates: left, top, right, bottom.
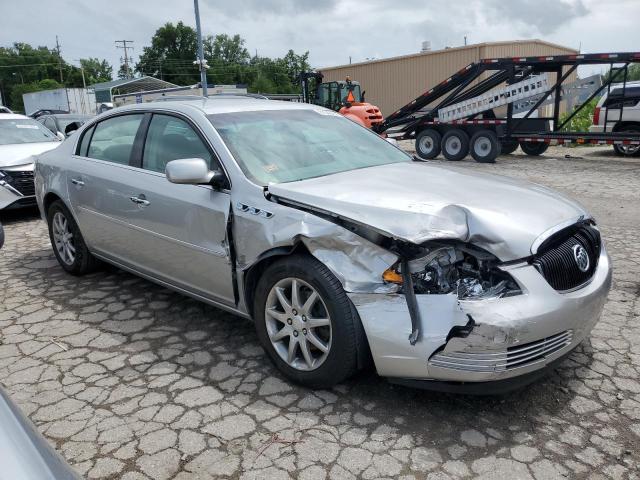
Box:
415, 129, 441, 159
519, 141, 549, 156
46, 200, 100, 275
500, 140, 519, 155
254, 255, 361, 388
470, 130, 501, 163
441, 129, 470, 161
613, 126, 640, 156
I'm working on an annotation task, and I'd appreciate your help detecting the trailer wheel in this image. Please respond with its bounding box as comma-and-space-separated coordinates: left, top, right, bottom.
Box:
415, 129, 441, 159
519, 141, 549, 156
500, 140, 519, 155
442, 129, 469, 161
470, 130, 500, 163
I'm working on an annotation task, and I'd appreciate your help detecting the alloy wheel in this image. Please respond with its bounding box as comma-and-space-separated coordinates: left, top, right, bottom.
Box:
52, 211, 75, 265
264, 277, 332, 371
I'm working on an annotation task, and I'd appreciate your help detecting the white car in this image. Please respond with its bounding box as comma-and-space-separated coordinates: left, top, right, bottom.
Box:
590, 81, 640, 156
0, 114, 61, 210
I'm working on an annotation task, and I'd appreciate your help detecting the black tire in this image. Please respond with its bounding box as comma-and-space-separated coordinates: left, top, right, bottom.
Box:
613, 126, 640, 157
441, 129, 470, 161
415, 129, 441, 159
470, 130, 501, 163
253, 254, 362, 388
500, 140, 519, 155
519, 141, 549, 156
47, 200, 100, 275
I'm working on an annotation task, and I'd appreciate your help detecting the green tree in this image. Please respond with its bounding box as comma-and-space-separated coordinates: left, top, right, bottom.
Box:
134, 22, 310, 94
136, 21, 199, 85
559, 98, 597, 133
605, 64, 640, 82
0, 42, 112, 109
80, 58, 113, 84
282, 49, 310, 87
204, 34, 250, 65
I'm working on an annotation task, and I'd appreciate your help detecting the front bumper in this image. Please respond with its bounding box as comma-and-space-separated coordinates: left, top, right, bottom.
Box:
349, 245, 612, 386
0, 165, 36, 210
0, 185, 36, 210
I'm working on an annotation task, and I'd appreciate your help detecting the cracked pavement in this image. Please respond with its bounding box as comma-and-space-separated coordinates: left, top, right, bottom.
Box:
1, 145, 639, 479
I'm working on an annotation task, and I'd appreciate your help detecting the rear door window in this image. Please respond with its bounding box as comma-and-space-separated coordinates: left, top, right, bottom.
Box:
87, 114, 144, 165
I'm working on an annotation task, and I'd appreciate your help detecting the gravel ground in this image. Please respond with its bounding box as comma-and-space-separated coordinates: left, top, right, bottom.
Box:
1, 145, 639, 479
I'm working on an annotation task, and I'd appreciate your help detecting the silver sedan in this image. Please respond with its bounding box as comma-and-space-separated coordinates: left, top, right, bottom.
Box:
34, 99, 611, 392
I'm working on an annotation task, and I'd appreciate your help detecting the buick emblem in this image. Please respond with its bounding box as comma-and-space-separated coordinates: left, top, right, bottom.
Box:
572, 244, 590, 272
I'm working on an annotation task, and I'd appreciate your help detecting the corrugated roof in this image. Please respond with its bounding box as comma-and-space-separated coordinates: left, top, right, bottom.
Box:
91, 76, 177, 93
320, 39, 578, 70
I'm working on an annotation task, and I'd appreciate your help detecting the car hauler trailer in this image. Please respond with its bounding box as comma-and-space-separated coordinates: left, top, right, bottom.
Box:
373, 52, 640, 163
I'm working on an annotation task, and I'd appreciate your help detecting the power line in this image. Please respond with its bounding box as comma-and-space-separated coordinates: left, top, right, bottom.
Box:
115, 40, 134, 78
0, 62, 61, 68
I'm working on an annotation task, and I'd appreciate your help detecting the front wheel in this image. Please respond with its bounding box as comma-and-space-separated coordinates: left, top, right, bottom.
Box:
254, 255, 362, 388
519, 141, 549, 156
47, 200, 100, 275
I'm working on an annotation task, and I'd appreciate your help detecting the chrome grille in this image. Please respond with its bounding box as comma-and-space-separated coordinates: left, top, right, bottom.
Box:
533, 224, 600, 291
0, 170, 35, 196
429, 330, 573, 373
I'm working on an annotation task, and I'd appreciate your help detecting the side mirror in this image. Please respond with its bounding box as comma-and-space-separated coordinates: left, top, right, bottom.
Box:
165, 158, 225, 188
56, 131, 65, 141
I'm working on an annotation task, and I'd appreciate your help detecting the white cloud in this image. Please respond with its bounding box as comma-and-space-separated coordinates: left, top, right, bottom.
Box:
0, 0, 637, 78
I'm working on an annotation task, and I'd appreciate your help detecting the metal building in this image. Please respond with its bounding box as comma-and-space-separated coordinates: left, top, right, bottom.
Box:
319, 40, 578, 116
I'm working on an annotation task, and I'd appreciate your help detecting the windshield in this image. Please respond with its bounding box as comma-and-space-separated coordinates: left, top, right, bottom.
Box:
208, 109, 409, 184
0, 118, 58, 145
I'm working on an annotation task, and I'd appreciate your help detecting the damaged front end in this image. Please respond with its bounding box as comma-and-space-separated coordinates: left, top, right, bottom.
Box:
380, 242, 521, 344
263, 190, 611, 388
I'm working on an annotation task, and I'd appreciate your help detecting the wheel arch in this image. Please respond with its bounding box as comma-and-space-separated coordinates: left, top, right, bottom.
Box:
612, 121, 640, 132
242, 242, 310, 319
242, 242, 373, 370
43, 191, 64, 215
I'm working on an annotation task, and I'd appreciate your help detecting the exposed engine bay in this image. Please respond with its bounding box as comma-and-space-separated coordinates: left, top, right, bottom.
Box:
386, 244, 522, 300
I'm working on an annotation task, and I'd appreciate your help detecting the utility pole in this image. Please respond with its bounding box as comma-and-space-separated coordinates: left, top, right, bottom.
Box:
74, 60, 87, 89
55, 36, 64, 83
193, 0, 208, 97
115, 40, 134, 78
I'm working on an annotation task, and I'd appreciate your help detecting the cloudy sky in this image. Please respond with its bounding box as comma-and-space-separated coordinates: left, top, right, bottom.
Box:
1, 0, 638, 76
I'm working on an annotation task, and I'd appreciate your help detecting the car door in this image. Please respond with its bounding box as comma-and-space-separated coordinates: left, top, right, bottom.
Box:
66, 112, 148, 260
107, 112, 234, 305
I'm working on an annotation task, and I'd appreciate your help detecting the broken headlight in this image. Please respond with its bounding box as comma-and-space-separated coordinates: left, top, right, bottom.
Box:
383, 245, 521, 299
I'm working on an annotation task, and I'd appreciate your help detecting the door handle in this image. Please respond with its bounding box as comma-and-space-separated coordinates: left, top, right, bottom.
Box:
70, 178, 85, 186
129, 195, 150, 207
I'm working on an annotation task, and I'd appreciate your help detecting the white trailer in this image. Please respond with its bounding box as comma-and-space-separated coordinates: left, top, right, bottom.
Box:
22, 88, 96, 116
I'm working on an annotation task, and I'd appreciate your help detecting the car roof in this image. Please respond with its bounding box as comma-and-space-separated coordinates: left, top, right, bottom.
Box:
114, 97, 322, 116
0, 114, 31, 120
49, 114, 93, 119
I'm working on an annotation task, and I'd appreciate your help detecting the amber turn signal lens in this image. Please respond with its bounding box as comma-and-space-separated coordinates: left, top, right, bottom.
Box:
382, 268, 403, 284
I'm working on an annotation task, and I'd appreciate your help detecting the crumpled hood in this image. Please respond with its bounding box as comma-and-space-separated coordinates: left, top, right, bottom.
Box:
268, 162, 589, 261
0, 142, 60, 168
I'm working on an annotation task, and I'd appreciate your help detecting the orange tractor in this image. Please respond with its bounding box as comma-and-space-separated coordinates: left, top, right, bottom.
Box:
300, 71, 383, 129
